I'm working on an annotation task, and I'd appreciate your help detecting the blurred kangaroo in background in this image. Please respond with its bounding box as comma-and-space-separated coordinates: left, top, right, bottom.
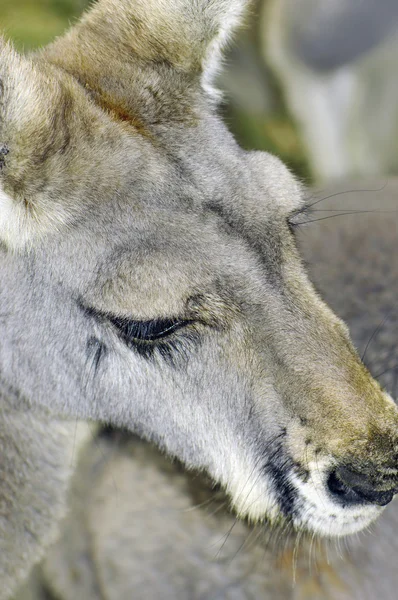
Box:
264, 0, 398, 181
2, 1, 398, 598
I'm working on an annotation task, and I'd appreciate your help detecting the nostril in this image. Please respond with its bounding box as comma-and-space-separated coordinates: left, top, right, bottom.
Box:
327, 470, 364, 505
327, 467, 395, 507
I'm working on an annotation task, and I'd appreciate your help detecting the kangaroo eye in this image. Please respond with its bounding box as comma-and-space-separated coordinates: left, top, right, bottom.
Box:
109, 317, 190, 344
80, 301, 198, 362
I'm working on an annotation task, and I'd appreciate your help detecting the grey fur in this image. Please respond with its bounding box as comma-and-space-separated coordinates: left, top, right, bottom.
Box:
1, 2, 398, 597
16, 181, 398, 598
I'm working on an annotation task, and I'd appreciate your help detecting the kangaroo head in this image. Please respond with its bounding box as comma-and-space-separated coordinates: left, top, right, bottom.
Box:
1, 2, 398, 591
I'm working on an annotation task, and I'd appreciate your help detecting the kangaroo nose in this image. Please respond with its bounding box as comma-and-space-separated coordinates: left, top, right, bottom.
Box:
327, 466, 397, 507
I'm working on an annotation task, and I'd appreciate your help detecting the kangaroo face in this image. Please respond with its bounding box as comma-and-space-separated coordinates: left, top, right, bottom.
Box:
0, 1, 398, 570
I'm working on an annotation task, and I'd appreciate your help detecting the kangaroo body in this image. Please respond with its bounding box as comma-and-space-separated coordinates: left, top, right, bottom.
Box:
2, 2, 398, 598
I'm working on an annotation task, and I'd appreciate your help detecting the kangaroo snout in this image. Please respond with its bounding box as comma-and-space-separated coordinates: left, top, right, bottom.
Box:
276, 296, 398, 535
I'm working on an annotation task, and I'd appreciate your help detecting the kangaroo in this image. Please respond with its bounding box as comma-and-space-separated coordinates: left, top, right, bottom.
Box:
263, 0, 398, 181
1, 1, 398, 598
22, 182, 398, 600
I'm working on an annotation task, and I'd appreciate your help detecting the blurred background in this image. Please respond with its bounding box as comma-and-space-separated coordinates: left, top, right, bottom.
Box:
3, 0, 398, 185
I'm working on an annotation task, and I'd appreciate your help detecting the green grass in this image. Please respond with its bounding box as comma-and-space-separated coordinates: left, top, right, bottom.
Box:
2, 0, 87, 51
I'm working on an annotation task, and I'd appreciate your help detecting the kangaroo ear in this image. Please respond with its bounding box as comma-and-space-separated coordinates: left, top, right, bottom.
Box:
44, 0, 249, 97
0, 41, 74, 249
131, 0, 250, 91
0, 40, 124, 251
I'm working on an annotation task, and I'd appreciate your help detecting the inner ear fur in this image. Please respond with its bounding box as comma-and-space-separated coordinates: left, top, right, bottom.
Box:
0, 40, 137, 250
0, 42, 72, 249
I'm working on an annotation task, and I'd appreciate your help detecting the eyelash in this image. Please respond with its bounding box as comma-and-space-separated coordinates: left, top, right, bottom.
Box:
80, 299, 202, 365
109, 316, 190, 343
109, 316, 197, 364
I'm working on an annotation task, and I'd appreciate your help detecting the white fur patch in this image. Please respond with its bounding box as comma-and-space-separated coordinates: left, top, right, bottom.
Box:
0, 182, 71, 251
0, 185, 31, 249
228, 454, 382, 536
227, 457, 280, 523
291, 460, 382, 536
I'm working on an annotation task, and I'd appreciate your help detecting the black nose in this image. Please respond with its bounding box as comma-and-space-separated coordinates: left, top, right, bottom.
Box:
327, 466, 397, 507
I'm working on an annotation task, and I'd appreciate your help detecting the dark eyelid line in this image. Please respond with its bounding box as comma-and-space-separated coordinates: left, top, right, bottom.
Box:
78, 300, 192, 333
78, 299, 206, 351
144, 320, 187, 339
110, 317, 192, 342
111, 316, 201, 366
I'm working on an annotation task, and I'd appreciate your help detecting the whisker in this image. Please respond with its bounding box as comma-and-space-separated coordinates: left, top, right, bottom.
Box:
69, 418, 79, 468
296, 183, 388, 215
205, 500, 228, 519
299, 210, 397, 225
362, 308, 396, 363
182, 495, 215, 512
227, 525, 259, 563
373, 366, 398, 380
214, 518, 239, 560
393, 369, 398, 401
304, 208, 397, 213
292, 529, 303, 585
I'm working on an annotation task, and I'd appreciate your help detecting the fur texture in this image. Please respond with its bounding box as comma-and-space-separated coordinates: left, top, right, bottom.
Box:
16, 181, 398, 599
2, 2, 398, 597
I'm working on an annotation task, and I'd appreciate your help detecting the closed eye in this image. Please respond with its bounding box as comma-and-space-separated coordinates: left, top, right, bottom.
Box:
109, 316, 191, 344
109, 316, 198, 365
80, 301, 201, 364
